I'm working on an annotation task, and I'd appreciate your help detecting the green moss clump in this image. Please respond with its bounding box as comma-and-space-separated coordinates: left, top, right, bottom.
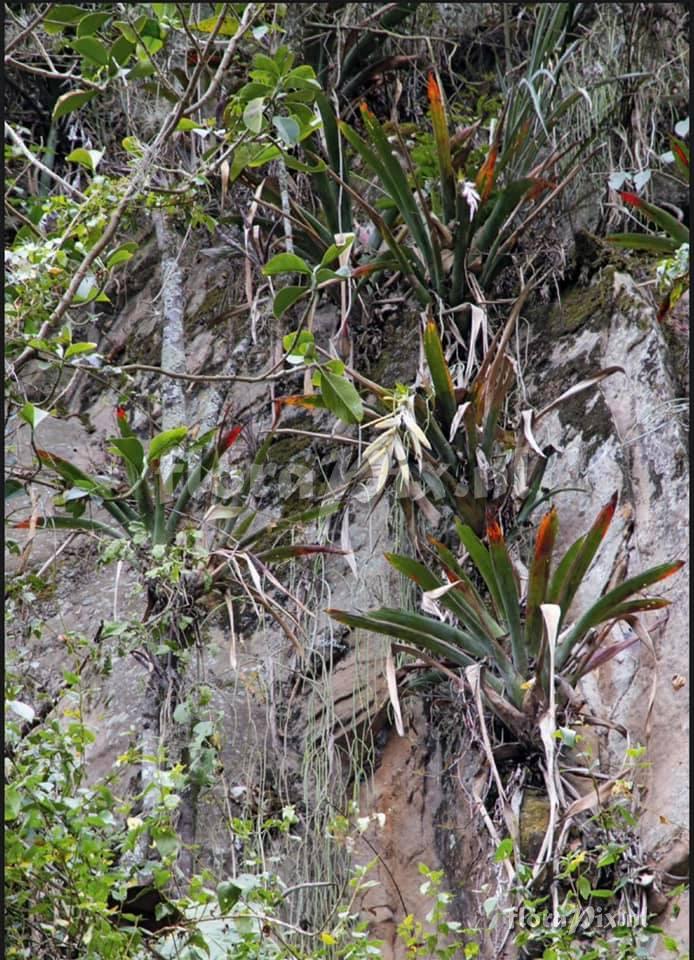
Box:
266, 434, 313, 467
519, 789, 551, 861
548, 269, 616, 336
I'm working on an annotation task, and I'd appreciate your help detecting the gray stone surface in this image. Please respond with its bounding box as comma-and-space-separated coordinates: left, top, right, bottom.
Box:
7, 239, 688, 957
528, 267, 689, 955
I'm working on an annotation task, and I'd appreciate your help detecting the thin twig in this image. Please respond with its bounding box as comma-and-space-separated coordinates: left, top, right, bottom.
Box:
115, 358, 293, 383
128, 19, 181, 102
183, 4, 265, 116
36, 531, 78, 579
304, 18, 458, 45
4, 196, 45, 238
5, 54, 97, 87
274, 427, 364, 447
10, 9, 261, 374
4, 5, 54, 58
5, 122, 87, 201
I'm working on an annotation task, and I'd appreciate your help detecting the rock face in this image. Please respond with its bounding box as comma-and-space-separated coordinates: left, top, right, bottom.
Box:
529, 267, 689, 954
346, 263, 689, 957
7, 241, 688, 957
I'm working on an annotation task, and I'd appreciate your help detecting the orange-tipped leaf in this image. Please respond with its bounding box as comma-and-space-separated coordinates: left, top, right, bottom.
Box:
556, 560, 684, 670
486, 517, 526, 675
423, 320, 457, 429
525, 506, 558, 654
427, 71, 455, 221
549, 492, 618, 626
475, 145, 497, 203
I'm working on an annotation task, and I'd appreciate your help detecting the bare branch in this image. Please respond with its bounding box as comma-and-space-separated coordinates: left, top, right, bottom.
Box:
115, 360, 292, 384
184, 3, 265, 116
5, 121, 87, 201
5, 55, 98, 88
10, 9, 263, 373
4, 4, 55, 59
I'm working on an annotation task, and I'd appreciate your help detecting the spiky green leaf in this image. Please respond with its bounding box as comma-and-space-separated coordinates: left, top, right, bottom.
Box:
455, 520, 506, 621
327, 608, 475, 668
427, 72, 456, 223
550, 493, 617, 628
487, 518, 526, 675
605, 233, 680, 254
384, 552, 512, 679
557, 560, 684, 668
13, 515, 123, 538
423, 320, 458, 429
525, 506, 558, 655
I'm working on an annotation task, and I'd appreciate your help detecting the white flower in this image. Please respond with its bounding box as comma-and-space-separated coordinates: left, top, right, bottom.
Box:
361, 390, 431, 498
460, 180, 481, 221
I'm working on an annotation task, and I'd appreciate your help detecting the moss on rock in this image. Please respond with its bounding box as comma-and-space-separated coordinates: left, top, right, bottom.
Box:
548, 268, 616, 336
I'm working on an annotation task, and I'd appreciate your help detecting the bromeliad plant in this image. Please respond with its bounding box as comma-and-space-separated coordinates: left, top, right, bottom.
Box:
334, 75, 561, 308
606, 135, 689, 320
606, 189, 689, 257
352, 289, 622, 538
606, 124, 689, 257
277, 285, 623, 541
325, 55, 595, 308
329, 494, 683, 740
252, 67, 572, 312
241, 47, 591, 315
12, 408, 341, 649
13, 407, 247, 546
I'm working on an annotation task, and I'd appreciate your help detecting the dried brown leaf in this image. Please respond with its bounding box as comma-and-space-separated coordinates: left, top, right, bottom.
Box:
535, 367, 625, 422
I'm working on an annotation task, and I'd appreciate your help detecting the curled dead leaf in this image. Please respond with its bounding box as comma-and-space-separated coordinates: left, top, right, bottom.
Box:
385, 647, 404, 737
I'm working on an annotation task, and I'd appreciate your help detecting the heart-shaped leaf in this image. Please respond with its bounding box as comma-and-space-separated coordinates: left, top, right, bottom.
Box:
263, 252, 311, 276
273, 285, 308, 319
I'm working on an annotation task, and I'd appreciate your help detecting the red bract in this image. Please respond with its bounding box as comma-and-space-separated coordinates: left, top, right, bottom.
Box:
116, 406, 127, 421
475, 147, 497, 202
486, 518, 504, 543
618, 191, 643, 208
595, 492, 618, 539
427, 71, 442, 106
220, 425, 243, 451
672, 142, 689, 170
534, 506, 558, 560
352, 263, 380, 278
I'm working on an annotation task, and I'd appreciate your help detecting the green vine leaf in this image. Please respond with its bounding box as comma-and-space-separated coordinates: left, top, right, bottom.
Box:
243, 96, 266, 133
318, 369, 363, 424
147, 427, 188, 463
52, 89, 99, 120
